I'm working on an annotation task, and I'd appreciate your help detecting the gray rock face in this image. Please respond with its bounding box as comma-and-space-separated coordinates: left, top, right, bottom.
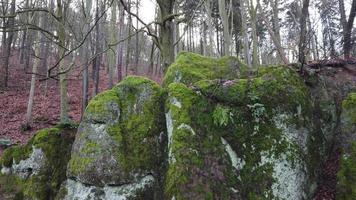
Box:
1, 146, 45, 179
11, 146, 45, 179
62, 175, 155, 200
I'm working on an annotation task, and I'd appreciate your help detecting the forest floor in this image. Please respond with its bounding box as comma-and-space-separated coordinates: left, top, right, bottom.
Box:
0, 61, 101, 146
0, 56, 161, 147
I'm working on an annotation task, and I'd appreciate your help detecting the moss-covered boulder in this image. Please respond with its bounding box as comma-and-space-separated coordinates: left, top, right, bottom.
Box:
62, 76, 166, 199
336, 93, 356, 200
163, 52, 247, 86
164, 65, 313, 199
0, 127, 76, 200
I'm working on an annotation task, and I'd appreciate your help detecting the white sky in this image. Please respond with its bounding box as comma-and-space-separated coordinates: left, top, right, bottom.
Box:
138, 0, 156, 25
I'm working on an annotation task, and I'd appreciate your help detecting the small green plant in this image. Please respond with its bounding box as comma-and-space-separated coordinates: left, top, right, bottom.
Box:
213, 105, 232, 127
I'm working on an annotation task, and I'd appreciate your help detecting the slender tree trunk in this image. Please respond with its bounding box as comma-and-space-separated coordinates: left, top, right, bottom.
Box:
2, 0, 15, 87
116, 1, 125, 82
338, 0, 356, 58
125, 0, 132, 76
134, 0, 139, 74
57, 0, 69, 124
218, 0, 231, 56
240, 0, 252, 68
39, 3, 50, 74
249, 0, 259, 67
157, 0, 175, 72
25, 14, 41, 127
80, 0, 91, 114
108, 0, 117, 88
298, 0, 310, 68
258, 2, 289, 65
204, 0, 215, 56
92, 0, 103, 96
270, 0, 282, 63
19, 29, 27, 64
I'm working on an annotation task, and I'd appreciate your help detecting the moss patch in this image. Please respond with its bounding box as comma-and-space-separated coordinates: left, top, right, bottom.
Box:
342, 93, 356, 123
337, 142, 356, 200
163, 52, 247, 86
164, 83, 238, 199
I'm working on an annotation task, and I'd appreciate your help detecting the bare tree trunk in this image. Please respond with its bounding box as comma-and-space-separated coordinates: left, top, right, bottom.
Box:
19, 29, 27, 64
157, 0, 175, 72
257, 2, 289, 65
249, 0, 259, 67
338, 0, 356, 58
92, 0, 103, 96
125, 0, 132, 76
57, 0, 69, 124
270, 0, 282, 63
2, 0, 15, 87
108, 0, 117, 88
116, 1, 125, 82
80, 0, 92, 114
134, 0, 139, 74
39, 1, 50, 74
218, 0, 231, 56
240, 0, 252, 68
25, 13, 41, 127
204, 0, 215, 56
298, 0, 310, 68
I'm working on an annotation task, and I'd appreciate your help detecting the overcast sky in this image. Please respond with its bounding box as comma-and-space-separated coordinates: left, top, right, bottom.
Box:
138, 0, 156, 25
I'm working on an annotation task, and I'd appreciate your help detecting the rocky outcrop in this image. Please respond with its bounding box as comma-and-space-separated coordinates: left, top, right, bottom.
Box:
0, 127, 76, 199
1, 52, 355, 200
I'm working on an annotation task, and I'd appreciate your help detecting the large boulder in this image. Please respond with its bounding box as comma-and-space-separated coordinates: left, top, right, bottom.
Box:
0, 127, 76, 200
61, 76, 166, 200
164, 64, 313, 199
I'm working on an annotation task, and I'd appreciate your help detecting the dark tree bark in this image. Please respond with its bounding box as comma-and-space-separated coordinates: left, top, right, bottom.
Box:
2, 0, 15, 87
117, 1, 125, 82
298, 0, 310, 69
156, 0, 175, 72
338, 0, 356, 58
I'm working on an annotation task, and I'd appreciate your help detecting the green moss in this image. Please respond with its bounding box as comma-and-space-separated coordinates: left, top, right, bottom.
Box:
342, 93, 356, 123
164, 83, 238, 199
163, 52, 247, 86
337, 142, 356, 200
84, 89, 121, 123
114, 76, 166, 174
0, 174, 25, 200
0, 127, 76, 200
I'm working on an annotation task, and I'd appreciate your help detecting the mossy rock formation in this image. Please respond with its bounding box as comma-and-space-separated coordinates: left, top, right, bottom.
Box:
1, 52, 355, 200
336, 93, 356, 200
0, 127, 76, 200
